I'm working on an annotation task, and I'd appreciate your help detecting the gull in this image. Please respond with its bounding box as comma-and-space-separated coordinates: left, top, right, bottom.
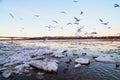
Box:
74, 22, 79, 25
60, 11, 67, 14
75, 26, 84, 35
102, 22, 109, 25
77, 27, 84, 33
73, 0, 79, 3
74, 17, 80, 22
99, 19, 109, 25
114, 4, 120, 8
9, 13, 14, 19
52, 20, 58, 24
77, 28, 82, 33
99, 19, 103, 22
80, 11, 83, 15
107, 27, 111, 29
67, 22, 72, 25
45, 25, 55, 31
91, 32, 97, 34
34, 15, 40, 17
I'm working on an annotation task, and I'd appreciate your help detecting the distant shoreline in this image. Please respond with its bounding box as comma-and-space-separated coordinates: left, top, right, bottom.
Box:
0, 36, 120, 41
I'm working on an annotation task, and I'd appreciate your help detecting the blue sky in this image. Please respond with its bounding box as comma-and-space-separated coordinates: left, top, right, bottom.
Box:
0, 0, 120, 37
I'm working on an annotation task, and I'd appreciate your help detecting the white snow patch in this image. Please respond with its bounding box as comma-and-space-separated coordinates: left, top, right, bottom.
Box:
74, 64, 81, 68
75, 58, 90, 64
95, 55, 115, 63
14, 63, 30, 73
30, 60, 58, 72
2, 70, 12, 78
51, 49, 65, 58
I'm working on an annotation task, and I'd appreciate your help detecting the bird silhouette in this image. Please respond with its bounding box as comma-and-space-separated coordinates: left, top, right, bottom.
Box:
99, 19, 103, 22
52, 20, 58, 24
77, 27, 83, 33
99, 19, 109, 25
9, 13, 14, 19
80, 11, 83, 15
67, 22, 72, 25
91, 32, 97, 34
74, 22, 79, 25
34, 15, 40, 17
114, 4, 120, 8
107, 27, 111, 29
60, 11, 67, 14
45, 25, 55, 31
75, 26, 84, 35
73, 0, 79, 3
102, 22, 109, 25
74, 17, 80, 22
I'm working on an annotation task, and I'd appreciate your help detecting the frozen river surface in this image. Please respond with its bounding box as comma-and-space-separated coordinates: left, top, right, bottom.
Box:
0, 39, 120, 80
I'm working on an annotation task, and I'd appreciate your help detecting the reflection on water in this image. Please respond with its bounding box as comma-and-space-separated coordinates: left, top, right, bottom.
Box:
10, 39, 120, 54
0, 39, 120, 80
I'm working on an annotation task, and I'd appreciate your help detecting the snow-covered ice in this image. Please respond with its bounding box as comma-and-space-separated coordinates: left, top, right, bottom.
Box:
74, 64, 81, 68
2, 70, 12, 78
0, 43, 61, 78
1, 41, 120, 79
30, 60, 58, 72
95, 55, 115, 63
75, 58, 90, 64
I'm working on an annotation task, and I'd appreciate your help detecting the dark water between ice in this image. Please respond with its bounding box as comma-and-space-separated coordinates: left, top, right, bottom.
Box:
0, 39, 120, 80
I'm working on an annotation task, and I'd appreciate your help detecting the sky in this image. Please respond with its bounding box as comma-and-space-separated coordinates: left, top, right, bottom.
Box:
0, 0, 120, 37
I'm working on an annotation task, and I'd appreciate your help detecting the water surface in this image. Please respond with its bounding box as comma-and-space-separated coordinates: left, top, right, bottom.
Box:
0, 39, 120, 80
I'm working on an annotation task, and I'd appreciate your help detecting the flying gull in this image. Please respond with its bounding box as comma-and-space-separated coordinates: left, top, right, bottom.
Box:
52, 20, 58, 24
60, 11, 67, 14
99, 19, 109, 25
80, 11, 83, 15
74, 17, 80, 22
34, 15, 40, 17
91, 32, 97, 34
99, 19, 103, 22
73, 0, 79, 3
114, 4, 120, 8
102, 22, 109, 25
9, 13, 14, 19
76, 26, 84, 34
45, 25, 55, 31
67, 22, 72, 25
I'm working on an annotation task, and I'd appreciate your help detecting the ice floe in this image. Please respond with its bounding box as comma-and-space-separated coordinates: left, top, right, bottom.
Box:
14, 63, 30, 73
0, 43, 61, 78
2, 70, 12, 78
75, 58, 90, 64
30, 60, 58, 72
74, 64, 81, 68
95, 55, 115, 63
